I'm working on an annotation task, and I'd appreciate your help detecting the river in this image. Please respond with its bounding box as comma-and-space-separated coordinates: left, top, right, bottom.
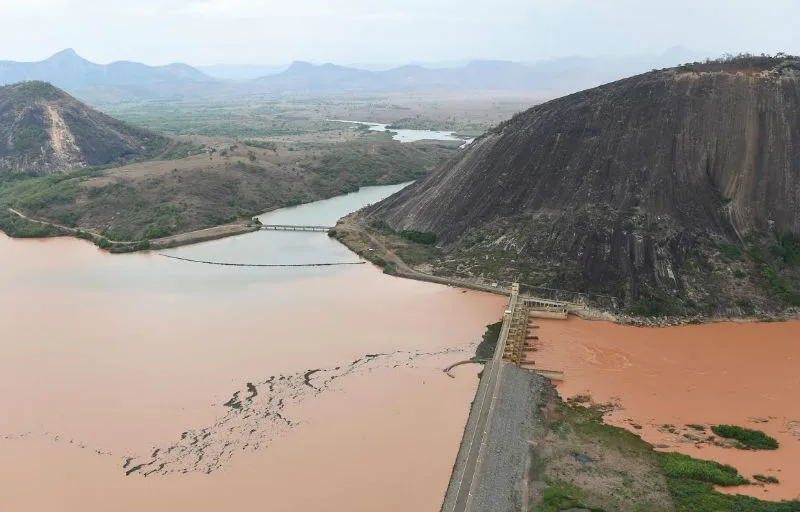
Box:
532, 317, 800, 500
329, 119, 474, 147
0, 184, 506, 511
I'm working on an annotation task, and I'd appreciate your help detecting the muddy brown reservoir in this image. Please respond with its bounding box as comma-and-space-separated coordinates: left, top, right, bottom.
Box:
0, 185, 505, 511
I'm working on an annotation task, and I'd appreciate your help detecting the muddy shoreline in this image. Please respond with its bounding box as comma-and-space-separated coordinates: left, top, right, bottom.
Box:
332, 214, 800, 327
4, 205, 799, 328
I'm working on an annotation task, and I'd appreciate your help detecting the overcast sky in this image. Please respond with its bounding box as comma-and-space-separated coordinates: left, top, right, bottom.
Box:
1, 0, 798, 66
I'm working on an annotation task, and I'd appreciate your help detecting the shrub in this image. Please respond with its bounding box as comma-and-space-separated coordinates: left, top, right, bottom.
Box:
538, 481, 588, 512
244, 140, 277, 152
719, 243, 742, 261
400, 229, 436, 245
773, 231, 800, 265
143, 224, 172, 240
661, 452, 748, 486
753, 474, 780, 484
735, 298, 755, 315
711, 425, 779, 450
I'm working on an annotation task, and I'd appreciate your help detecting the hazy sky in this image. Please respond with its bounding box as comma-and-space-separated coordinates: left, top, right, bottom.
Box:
1, 0, 798, 66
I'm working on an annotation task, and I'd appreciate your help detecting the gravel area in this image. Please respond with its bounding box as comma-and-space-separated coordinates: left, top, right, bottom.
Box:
441, 362, 552, 512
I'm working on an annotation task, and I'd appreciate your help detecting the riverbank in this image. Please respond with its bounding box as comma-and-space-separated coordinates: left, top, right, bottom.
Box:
1, 206, 260, 252
332, 214, 800, 326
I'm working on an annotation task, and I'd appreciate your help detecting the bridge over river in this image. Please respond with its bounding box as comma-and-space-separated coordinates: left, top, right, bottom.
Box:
259, 224, 332, 232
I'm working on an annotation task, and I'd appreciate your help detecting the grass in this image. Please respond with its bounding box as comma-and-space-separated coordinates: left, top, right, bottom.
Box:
753, 475, 780, 484
539, 480, 602, 512
660, 452, 749, 486
395, 242, 439, 266
711, 425, 779, 450
533, 399, 800, 512
666, 477, 799, 512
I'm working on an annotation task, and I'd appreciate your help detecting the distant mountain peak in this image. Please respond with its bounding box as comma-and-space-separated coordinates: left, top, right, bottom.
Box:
0, 51, 209, 90
48, 48, 83, 61
286, 61, 314, 71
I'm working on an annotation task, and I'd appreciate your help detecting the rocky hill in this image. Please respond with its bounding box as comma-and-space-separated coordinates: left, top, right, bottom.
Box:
0, 81, 169, 174
359, 55, 800, 317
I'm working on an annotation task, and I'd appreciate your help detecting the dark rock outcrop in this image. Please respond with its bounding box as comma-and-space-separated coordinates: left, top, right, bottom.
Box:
364, 59, 800, 314
0, 81, 167, 174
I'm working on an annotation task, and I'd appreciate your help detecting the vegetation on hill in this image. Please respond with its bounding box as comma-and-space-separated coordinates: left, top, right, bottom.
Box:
678, 52, 800, 74
0, 135, 455, 242
400, 229, 437, 245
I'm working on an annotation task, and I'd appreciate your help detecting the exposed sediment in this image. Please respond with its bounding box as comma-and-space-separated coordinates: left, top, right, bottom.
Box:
121, 346, 471, 477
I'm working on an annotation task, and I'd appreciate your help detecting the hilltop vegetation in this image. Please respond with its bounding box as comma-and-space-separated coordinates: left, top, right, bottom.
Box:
678, 52, 800, 74
0, 133, 456, 241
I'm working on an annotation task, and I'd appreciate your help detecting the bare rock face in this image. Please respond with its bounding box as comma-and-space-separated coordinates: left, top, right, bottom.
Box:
365, 60, 800, 314
0, 81, 166, 174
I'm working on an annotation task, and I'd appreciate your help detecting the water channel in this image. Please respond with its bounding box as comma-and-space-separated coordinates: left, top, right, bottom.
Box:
329, 119, 474, 147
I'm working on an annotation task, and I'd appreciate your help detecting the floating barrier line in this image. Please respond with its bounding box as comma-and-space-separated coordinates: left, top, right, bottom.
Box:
159, 254, 365, 268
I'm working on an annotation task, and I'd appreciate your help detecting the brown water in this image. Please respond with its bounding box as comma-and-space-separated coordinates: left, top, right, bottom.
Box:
0, 225, 505, 510
532, 317, 800, 500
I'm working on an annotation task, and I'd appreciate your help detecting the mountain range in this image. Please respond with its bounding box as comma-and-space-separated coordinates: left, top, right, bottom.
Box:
0, 47, 708, 102
0, 49, 209, 88
255, 47, 706, 94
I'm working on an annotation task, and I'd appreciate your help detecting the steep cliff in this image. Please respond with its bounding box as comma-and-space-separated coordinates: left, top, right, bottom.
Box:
363, 57, 800, 315
0, 81, 168, 174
